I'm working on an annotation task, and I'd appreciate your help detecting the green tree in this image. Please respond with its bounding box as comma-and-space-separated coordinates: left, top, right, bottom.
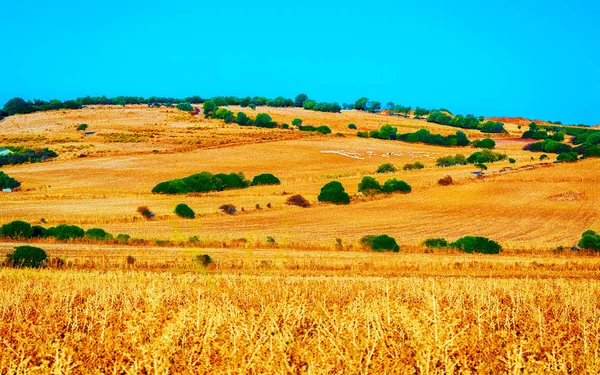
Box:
354, 97, 368, 111
452, 236, 502, 254
358, 176, 382, 195
6, 246, 47, 268
254, 113, 274, 128
1, 220, 33, 239
376, 163, 396, 173
317, 181, 350, 204
203, 100, 217, 116
176, 102, 193, 112
382, 178, 411, 193
174, 203, 195, 219
3, 97, 33, 115
360, 235, 400, 252
294, 94, 308, 107
251, 173, 281, 185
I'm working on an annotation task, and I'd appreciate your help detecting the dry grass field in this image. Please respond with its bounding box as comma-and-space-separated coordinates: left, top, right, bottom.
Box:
1, 105, 599, 373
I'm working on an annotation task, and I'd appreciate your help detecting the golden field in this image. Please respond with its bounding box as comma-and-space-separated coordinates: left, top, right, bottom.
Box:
1, 105, 599, 374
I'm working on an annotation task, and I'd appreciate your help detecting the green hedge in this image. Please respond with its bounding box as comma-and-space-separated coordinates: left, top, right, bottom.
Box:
360, 235, 400, 252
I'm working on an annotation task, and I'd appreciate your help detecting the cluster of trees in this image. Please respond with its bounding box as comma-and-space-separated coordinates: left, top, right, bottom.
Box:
152, 171, 280, 194
0, 171, 20, 190
346, 97, 381, 113
361, 125, 471, 147
303, 100, 342, 113
2, 97, 82, 115
523, 123, 600, 159
578, 230, 600, 251
426, 112, 505, 133
0, 220, 127, 242
0, 146, 58, 167
358, 176, 411, 195
522, 122, 565, 141
360, 234, 400, 252
423, 236, 502, 254
298, 125, 332, 134
436, 149, 507, 166
403, 161, 425, 171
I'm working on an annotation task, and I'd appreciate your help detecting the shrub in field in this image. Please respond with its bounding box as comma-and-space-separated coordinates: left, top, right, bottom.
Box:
46, 224, 85, 240
318, 181, 350, 204
137, 206, 155, 219
423, 238, 449, 249
557, 152, 578, 163
152, 171, 249, 194
85, 228, 113, 241
0, 220, 33, 239
251, 173, 280, 186
436, 154, 466, 167
467, 149, 507, 164
509, 158, 516, 164
285, 194, 310, 208
176, 102, 194, 112
348, 123, 357, 129
194, 254, 213, 267
376, 163, 396, 173
577, 230, 600, 251
360, 234, 400, 252
357, 131, 369, 138
255, 113, 275, 128
382, 178, 411, 194
116, 234, 131, 244
473, 138, 496, 149
76, 123, 88, 131
32, 225, 47, 238
451, 236, 502, 254
438, 175, 453, 186
358, 176, 382, 195
403, 161, 424, 171
220, 204, 237, 214
292, 118, 303, 126
174, 203, 195, 219
6, 246, 47, 268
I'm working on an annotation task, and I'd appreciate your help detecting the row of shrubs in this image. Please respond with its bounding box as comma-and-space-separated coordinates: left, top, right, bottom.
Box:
376, 162, 424, 174
317, 177, 412, 205
427, 112, 505, 133
152, 172, 280, 195
359, 125, 472, 147
0, 146, 58, 167
0, 220, 130, 242
435, 149, 508, 167
423, 236, 503, 254
523, 122, 600, 159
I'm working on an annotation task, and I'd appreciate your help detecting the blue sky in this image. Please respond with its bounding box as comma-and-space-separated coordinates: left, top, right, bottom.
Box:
1, 0, 598, 124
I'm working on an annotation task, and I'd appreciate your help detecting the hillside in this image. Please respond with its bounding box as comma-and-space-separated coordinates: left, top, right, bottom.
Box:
0, 105, 597, 250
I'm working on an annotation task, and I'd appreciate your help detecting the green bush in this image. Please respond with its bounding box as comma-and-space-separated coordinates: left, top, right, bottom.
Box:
436, 154, 466, 167
255, 113, 275, 128
176, 102, 194, 112
557, 152, 578, 163
509, 158, 516, 164
358, 176, 382, 195
116, 234, 131, 243
348, 123, 357, 129
46, 224, 85, 240
451, 236, 502, 254
360, 235, 400, 252
577, 230, 600, 251
467, 149, 507, 164
292, 118, 303, 126
403, 162, 424, 171
251, 173, 280, 186
423, 238, 449, 249
382, 178, 411, 194
376, 163, 396, 173
473, 138, 496, 149
174, 203, 195, 219
195, 254, 213, 267
76, 123, 88, 131
152, 171, 249, 194
85, 228, 113, 241
318, 181, 350, 204
357, 131, 369, 138
6, 246, 47, 268
0, 220, 33, 239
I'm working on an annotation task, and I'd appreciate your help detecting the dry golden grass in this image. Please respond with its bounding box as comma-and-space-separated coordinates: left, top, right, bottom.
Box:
1, 267, 600, 374
0, 105, 598, 249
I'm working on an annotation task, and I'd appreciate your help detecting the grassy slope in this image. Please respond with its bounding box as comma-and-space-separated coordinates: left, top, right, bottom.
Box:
0, 105, 597, 249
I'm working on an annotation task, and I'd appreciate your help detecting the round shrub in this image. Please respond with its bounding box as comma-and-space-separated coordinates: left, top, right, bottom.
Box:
251, 173, 281, 186
116, 234, 131, 244
1, 220, 33, 239
46, 224, 85, 240
176, 102, 194, 112
175, 203, 195, 219
7, 245, 47, 268
557, 152, 578, 163
360, 235, 400, 252
317, 181, 350, 205
358, 176, 382, 195
376, 163, 396, 173
382, 178, 411, 194
292, 118, 303, 126
451, 236, 502, 254
85, 228, 113, 241
285, 194, 310, 208
577, 230, 600, 251
348, 123, 357, 130
438, 175, 453, 186
473, 138, 496, 149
